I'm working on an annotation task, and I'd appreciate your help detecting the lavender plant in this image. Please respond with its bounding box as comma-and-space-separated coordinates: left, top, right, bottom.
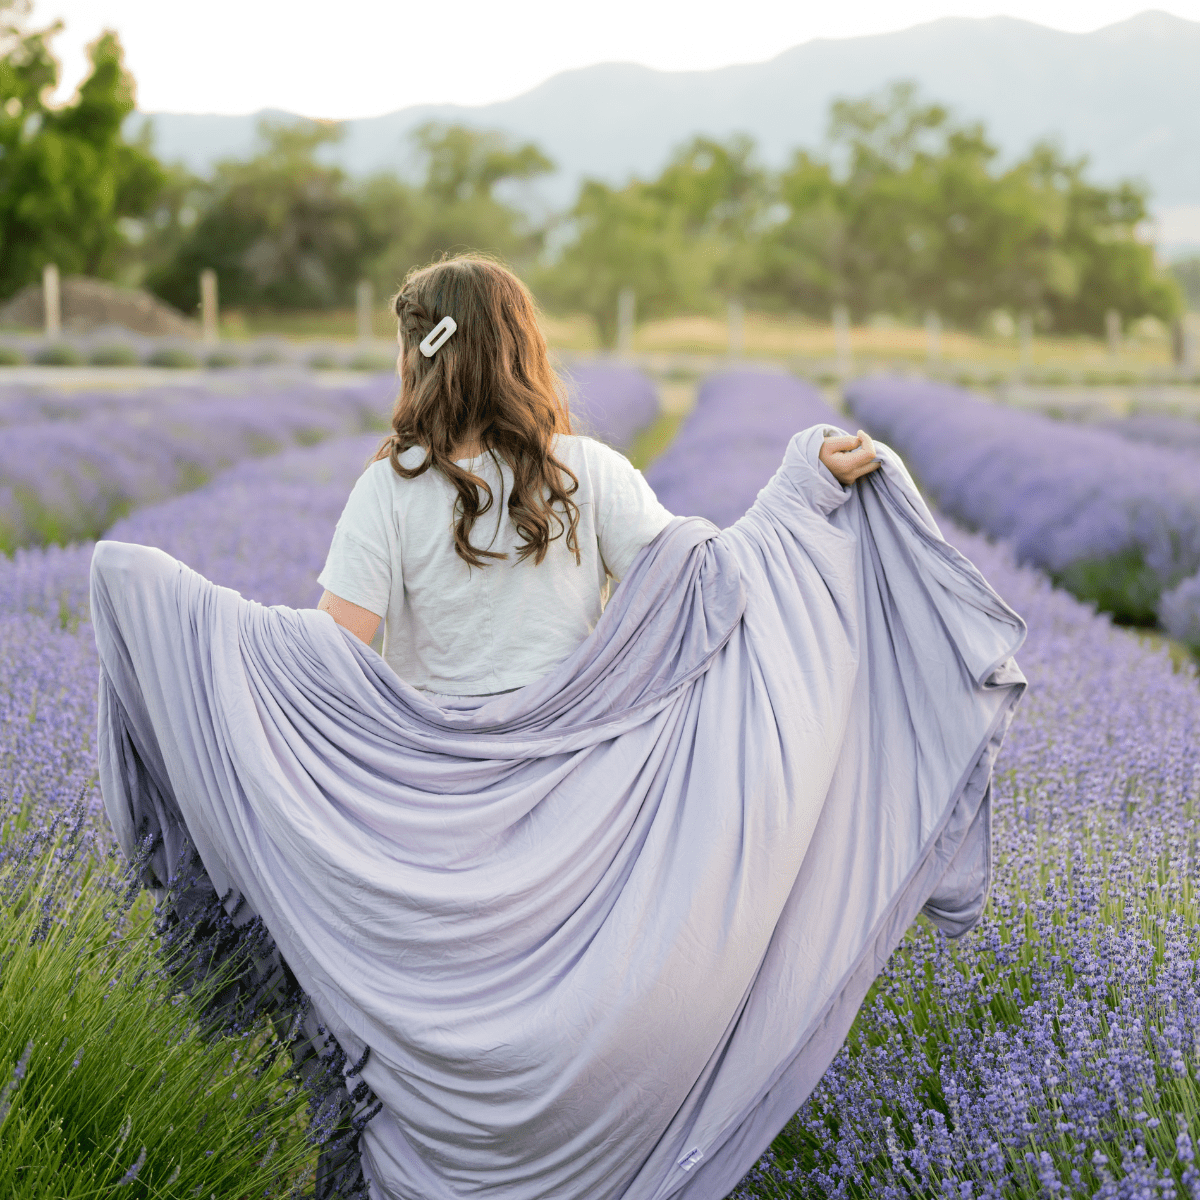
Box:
845, 378, 1200, 624
646, 370, 839, 525
566, 362, 661, 452
735, 529, 1200, 1198
0, 376, 397, 553
1160, 570, 1200, 653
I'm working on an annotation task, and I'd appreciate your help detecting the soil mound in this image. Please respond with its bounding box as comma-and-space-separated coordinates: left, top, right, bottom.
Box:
0, 277, 197, 337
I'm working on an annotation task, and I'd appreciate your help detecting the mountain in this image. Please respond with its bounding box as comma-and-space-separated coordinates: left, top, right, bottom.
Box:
126, 11, 1200, 250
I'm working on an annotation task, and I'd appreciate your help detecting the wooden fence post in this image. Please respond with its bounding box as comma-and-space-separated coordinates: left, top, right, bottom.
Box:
833, 304, 851, 378
356, 280, 374, 344
1018, 313, 1033, 371
200, 270, 219, 345
42, 263, 60, 338
616, 288, 635, 358
925, 311, 942, 365
728, 298, 744, 359
1106, 309, 1122, 358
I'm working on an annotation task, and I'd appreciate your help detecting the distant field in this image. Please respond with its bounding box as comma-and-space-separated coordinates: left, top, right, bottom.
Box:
222, 307, 1181, 372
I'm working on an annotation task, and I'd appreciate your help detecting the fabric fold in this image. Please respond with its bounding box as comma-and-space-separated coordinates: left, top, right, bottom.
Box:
92, 425, 1025, 1200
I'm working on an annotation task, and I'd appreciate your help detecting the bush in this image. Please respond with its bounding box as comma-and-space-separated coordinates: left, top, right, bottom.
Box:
205, 351, 242, 369
307, 352, 341, 370
147, 347, 199, 369
0, 345, 25, 366
34, 343, 84, 366
88, 344, 139, 367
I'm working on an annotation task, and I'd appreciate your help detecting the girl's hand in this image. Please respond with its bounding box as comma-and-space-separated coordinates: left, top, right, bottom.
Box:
819, 429, 880, 486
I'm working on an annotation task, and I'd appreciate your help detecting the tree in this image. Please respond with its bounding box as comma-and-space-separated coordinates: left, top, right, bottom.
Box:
536, 179, 701, 346
743, 81, 1181, 333
363, 123, 554, 296
1027, 149, 1180, 334
148, 121, 381, 311
0, 9, 164, 298
537, 135, 761, 344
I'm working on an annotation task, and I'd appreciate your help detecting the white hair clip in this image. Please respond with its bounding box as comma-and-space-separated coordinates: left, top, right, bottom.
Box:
419, 315, 457, 357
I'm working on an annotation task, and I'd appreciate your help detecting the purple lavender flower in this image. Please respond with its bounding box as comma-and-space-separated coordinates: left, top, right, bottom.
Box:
646, 370, 840, 527
565, 362, 661, 452
845, 377, 1200, 624
0, 374, 397, 553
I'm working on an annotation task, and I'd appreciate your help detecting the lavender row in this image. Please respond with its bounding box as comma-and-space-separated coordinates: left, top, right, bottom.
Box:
1097, 411, 1200, 458
0, 378, 397, 553
0, 364, 659, 555
847, 377, 1200, 626
1094, 414, 1200, 649
565, 362, 660, 453
646, 370, 840, 527
0, 369, 361, 428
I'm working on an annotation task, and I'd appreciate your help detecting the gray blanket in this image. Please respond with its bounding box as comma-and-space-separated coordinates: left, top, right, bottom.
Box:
92, 426, 1025, 1200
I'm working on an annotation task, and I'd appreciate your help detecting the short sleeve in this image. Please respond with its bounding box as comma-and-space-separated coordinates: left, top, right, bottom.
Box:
585, 440, 674, 582
317, 463, 396, 616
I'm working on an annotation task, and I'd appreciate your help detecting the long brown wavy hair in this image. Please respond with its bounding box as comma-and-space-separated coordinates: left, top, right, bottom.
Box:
376, 255, 581, 570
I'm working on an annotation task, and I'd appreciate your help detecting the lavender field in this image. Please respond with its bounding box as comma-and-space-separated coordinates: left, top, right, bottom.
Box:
4, 366, 1200, 1196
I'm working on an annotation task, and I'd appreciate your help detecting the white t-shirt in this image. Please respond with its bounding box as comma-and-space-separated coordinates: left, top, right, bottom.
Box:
318, 435, 674, 694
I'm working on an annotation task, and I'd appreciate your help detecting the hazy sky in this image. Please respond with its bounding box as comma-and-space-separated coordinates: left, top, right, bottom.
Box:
27, 0, 1200, 118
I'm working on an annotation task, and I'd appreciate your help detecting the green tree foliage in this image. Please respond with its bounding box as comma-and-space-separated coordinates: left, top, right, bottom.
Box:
150, 121, 551, 312
753, 83, 1179, 333
0, 6, 163, 299
534, 178, 699, 345
362, 122, 554, 297
537, 136, 762, 344
540, 82, 1181, 342
148, 121, 381, 312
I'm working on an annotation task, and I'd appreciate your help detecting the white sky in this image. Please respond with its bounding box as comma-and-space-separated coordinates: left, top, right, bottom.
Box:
26, 1, 1200, 118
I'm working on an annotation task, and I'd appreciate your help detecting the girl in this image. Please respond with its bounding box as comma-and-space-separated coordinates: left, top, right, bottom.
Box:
315, 256, 880, 691
92, 254, 1023, 1200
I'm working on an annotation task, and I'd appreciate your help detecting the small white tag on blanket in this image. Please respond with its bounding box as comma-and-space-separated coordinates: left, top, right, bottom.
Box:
678, 1148, 703, 1171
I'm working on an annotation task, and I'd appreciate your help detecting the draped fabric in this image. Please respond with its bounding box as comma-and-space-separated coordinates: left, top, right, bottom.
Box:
92, 426, 1025, 1200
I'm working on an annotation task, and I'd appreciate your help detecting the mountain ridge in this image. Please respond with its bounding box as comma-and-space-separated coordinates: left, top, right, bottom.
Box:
126, 11, 1200, 249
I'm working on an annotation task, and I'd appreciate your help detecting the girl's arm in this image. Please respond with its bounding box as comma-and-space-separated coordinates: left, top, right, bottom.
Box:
318, 590, 382, 645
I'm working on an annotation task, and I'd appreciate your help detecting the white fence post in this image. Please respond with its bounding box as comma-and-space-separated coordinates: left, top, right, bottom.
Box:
833, 304, 851, 378
925, 311, 941, 365
356, 280, 374, 344
200, 270, 219, 345
727, 298, 744, 359
42, 263, 60, 338
616, 288, 635, 358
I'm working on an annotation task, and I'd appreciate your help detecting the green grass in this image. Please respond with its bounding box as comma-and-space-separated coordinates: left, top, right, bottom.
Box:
627, 410, 689, 471
0, 820, 317, 1198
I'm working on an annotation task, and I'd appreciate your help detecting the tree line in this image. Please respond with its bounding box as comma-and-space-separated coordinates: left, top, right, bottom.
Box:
0, 10, 1190, 346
